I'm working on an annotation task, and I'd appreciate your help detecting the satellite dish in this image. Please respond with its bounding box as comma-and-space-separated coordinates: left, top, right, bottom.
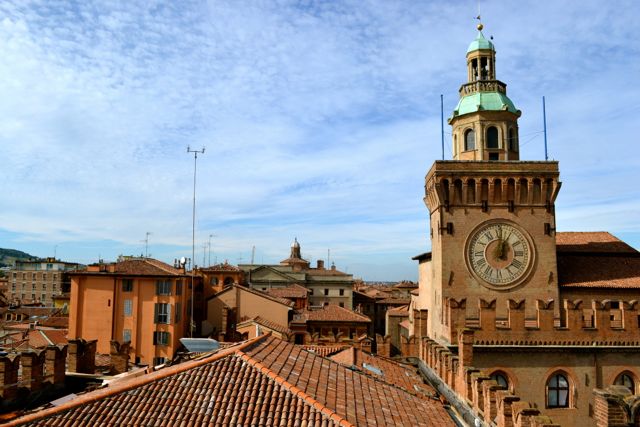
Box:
179, 257, 187, 267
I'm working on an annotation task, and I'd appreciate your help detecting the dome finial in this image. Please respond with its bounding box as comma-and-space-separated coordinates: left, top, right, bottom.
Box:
477, 22, 483, 31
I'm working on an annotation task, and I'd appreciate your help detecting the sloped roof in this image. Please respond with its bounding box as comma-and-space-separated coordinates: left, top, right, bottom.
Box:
377, 298, 411, 305
294, 304, 371, 323
200, 262, 240, 272
393, 281, 418, 289
264, 283, 310, 299
301, 345, 348, 357
330, 347, 434, 396
387, 305, 410, 316
8, 335, 454, 427
558, 255, 640, 288
556, 232, 637, 254
209, 284, 295, 308
556, 232, 640, 288
237, 316, 293, 336
74, 258, 185, 276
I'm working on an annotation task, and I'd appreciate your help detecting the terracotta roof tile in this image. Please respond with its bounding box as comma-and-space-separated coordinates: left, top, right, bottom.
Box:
301, 345, 348, 357
200, 262, 240, 272
8, 335, 454, 427
393, 281, 418, 289
558, 254, 640, 288
74, 258, 185, 276
237, 316, 293, 335
330, 347, 436, 396
556, 232, 638, 254
387, 305, 410, 316
293, 304, 371, 323
377, 298, 411, 305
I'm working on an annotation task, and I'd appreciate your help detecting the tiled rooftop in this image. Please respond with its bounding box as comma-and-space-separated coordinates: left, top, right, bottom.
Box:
237, 316, 293, 335
558, 254, 640, 288
294, 304, 371, 323
330, 347, 435, 397
556, 232, 638, 254
200, 261, 240, 272
75, 258, 185, 276
9, 335, 454, 426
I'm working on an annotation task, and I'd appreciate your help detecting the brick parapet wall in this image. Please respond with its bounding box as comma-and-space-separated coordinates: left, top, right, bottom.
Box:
446, 298, 640, 345
593, 385, 640, 427
421, 329, 558, 427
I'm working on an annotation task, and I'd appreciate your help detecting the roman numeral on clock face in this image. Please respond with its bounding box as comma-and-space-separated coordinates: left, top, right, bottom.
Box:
511, 259, 522, 269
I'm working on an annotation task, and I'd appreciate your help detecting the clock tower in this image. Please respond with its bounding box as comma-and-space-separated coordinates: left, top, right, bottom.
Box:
422, 24, 561, 345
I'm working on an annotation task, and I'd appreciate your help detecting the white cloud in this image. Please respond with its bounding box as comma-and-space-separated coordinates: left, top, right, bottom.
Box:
0, 0, 638, 280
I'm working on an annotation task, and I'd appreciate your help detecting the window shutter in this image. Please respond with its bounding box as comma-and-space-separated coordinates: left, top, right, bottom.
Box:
154, 303, 159, 323
167, 304, 171, 324
153, 332, 157, 345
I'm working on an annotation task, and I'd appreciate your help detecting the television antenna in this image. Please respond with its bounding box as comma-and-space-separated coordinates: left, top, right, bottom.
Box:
187, 145, 205, 338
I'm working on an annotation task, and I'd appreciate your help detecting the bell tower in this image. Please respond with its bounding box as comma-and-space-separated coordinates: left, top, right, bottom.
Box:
449, 24, 521, 161
420, 24, 562, 345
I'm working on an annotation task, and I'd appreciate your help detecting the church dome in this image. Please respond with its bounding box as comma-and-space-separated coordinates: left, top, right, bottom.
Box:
467, 31, 494, 54
452, 91, 519, 117
291, 238, 300, 249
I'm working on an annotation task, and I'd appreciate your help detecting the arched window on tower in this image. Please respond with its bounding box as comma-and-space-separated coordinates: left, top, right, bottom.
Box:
508, 128, 517, 151
487, 126, 499, 149
465, 129, 475, 151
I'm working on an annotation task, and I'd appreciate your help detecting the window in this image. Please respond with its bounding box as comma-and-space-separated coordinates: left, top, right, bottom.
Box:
153, 357, 167, 366
223, 277, 234, 286
53, 284, 57, 292
339, 289, 345, 296
508, 128, 517, 151
41, 293, 46, 302
339, 302, 344, 308
487, 126, 499, 149
122, 279, 133, 292
123, 329, 132, 343
547, 373, 570, 408
124, 299, 133, 317
614, 373, 635, 393
488, 152, 499, 161
324, 289, 329, 296
154, 303, 171, 324
31, 294, 35, 300
175, 302, 181, 323
464, 129, 475, 151
32, 273, 36, 280
42, 283, 46, 291
21, 294, 25, 300
12, 273, 16, 279
32, 283, 36, 290
42, 273, 47, 281
310, 289, 314, 295
11, 283, 15, 291
175, 280, 182, 295
211, 277, 219, 285
53, 274, 57, 281
490, 372, 510, 390
153, 331, 170, 346
22, 273, 26, 280
156, 280, 171, 296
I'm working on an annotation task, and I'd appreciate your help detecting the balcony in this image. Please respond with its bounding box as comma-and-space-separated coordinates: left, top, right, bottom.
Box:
459, 79, 507, 96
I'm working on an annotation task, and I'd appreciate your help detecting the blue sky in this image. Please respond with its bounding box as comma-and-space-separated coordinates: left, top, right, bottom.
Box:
0, 1, 639, 281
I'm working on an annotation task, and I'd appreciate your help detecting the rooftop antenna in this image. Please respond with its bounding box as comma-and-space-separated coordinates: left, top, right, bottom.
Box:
208, 234, 216, 266
251, 246, 256, 264
327, 249, 331, 266
143, 232, 151, 258
54, 245, 58, 260
543, 96, 549, 160
440, 94, 445, 160
202, 243, 208, 267
187, 145, 205, 338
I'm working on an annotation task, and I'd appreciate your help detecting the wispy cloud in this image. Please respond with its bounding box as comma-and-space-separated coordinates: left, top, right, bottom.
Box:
0, 1, 639, 280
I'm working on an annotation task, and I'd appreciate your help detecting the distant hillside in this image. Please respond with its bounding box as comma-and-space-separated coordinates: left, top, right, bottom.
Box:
0, 248, 41, 268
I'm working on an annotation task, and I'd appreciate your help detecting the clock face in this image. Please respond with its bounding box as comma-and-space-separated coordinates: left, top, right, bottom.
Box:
466, 221, 534, 288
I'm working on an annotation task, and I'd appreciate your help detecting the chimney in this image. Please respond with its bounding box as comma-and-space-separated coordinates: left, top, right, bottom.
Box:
68, 339, 97, 374
0, 354, 20, 400
45, 345, 67, 387
21, 349, 46, 393
317, 260, 325, 270
110, 341, 130, 374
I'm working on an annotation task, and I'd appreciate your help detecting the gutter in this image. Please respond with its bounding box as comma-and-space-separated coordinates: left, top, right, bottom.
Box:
406, 357, 487, 427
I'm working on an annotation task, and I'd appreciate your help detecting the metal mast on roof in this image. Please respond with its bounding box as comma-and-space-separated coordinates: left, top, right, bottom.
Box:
440, 94, 445, 160
143, 232, 151, 258
187, 145, 205, 338
208, 234, 216, 266
543, 96, 549, 160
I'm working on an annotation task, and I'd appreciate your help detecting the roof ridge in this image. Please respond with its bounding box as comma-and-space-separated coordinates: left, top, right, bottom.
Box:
237, 351, 354, 427
4, 334, 270, 426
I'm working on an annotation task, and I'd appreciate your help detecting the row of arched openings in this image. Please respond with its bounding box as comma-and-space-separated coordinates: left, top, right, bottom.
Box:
489, 371, 636, 409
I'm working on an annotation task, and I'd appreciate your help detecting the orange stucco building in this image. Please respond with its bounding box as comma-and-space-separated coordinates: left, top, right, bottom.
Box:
68, 257, 193, 366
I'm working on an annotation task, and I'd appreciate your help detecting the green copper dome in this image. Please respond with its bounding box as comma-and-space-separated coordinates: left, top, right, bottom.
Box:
467, 31, 494, 53
452, 92, 519, 117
